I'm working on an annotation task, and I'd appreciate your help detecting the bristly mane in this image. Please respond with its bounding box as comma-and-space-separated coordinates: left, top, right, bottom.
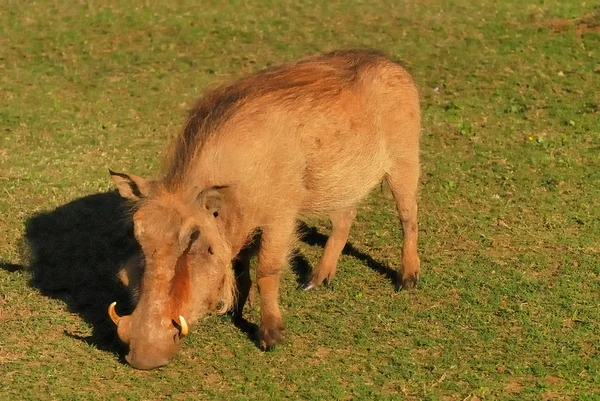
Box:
163, 49, 393, 187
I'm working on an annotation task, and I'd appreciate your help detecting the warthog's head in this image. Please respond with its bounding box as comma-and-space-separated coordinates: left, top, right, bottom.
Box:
108, 170, 236, 369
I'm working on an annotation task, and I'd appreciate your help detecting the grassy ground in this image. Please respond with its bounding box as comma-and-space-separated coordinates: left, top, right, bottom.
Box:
1, 1, 599, 399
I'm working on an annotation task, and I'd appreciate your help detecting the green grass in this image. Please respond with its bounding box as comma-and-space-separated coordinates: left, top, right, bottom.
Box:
1, 1, 599, 399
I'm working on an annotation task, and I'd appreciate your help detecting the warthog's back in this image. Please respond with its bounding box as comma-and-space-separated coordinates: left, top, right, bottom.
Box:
165, 49, 420, 220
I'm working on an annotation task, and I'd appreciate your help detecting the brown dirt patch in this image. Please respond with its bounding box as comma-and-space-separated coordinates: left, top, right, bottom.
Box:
540, 392, 572, 401
544, 8, 600, 37
504, 379, 525, 394
545, 375, 566, 386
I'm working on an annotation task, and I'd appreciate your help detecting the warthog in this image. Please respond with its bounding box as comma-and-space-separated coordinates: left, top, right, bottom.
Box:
108, 49, 421, 369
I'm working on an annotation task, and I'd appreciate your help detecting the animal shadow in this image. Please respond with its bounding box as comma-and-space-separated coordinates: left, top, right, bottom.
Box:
22, 191, 138, 355
17, 192, 397, 357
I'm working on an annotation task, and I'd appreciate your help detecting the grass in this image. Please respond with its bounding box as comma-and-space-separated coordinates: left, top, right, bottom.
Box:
1, 0, 599, 399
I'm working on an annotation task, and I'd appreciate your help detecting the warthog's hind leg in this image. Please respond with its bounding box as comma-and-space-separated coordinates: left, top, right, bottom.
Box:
303, 207, 356, 290
386, 164, 420, 291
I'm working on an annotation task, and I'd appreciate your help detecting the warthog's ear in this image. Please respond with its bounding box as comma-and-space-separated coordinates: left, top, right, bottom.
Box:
197, 185, 234, 217
109, 169, 151, 200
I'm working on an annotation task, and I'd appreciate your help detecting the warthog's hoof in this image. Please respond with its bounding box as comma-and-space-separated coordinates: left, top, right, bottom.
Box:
259, 318, 285, 350
300, 277, 332, 291
397, 273, 419, 291
301, 281, 317, 291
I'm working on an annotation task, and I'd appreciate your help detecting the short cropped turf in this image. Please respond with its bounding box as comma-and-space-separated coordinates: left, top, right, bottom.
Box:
1, 1, 598, 400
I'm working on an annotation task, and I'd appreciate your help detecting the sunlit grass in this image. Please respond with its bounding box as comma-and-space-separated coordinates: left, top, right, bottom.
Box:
1, 1, 599, 399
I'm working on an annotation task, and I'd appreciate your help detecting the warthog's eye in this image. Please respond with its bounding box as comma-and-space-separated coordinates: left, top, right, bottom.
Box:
188, 230, 200, 250
213, 211, 218, 218
189, 229, 199, 243
208, 246, 213, 255
186, 229, 200, 252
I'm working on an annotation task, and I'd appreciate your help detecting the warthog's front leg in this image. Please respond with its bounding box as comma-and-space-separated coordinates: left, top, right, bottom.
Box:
256, 219, 296, 349
232, 245, 253, 324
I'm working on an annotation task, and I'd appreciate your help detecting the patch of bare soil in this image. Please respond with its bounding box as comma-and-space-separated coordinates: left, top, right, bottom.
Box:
545, 8, 600, 37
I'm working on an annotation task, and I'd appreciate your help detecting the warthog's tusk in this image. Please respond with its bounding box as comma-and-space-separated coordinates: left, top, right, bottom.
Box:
108, 302, 121, 326
177, 315, 188, 337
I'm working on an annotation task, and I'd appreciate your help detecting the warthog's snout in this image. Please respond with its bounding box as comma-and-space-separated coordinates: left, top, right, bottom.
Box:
109, 302, 188, 370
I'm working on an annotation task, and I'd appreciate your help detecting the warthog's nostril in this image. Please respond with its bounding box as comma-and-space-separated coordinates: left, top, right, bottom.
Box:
215, 300, 225, 311
172, 315, 188, 338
